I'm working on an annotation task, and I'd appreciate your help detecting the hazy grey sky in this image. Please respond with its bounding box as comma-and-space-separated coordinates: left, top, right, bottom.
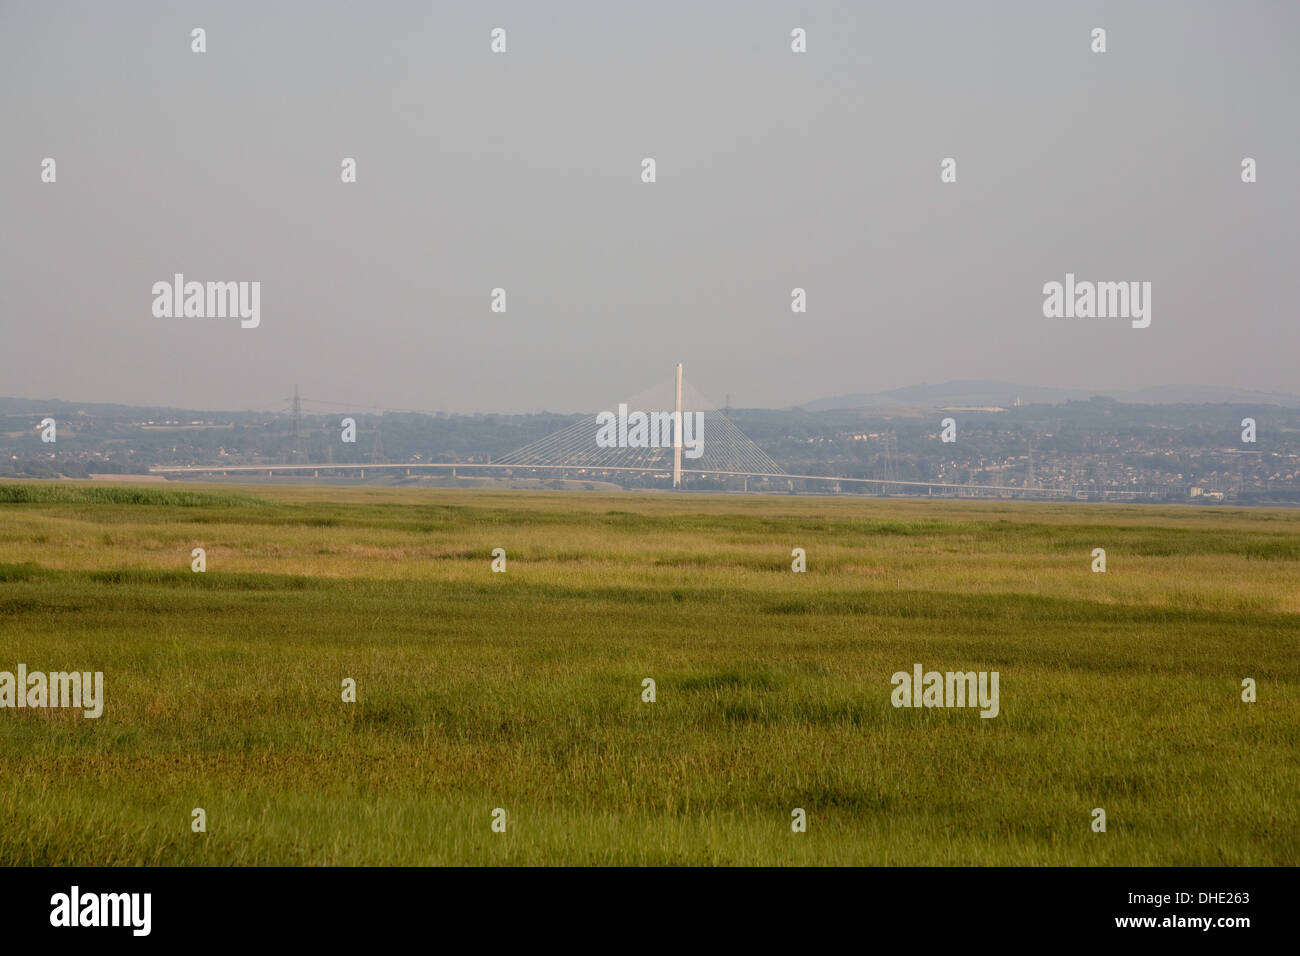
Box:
2, 1, 1296, 413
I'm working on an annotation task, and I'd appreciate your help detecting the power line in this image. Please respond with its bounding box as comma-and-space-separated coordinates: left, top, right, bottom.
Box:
297, 397, 447, 416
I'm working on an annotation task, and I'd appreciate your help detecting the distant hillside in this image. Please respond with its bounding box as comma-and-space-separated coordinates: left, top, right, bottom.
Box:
801, 381, 1300, 411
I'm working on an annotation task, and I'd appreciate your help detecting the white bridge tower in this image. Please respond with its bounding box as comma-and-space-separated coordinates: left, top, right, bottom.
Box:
673, 362, 683, 488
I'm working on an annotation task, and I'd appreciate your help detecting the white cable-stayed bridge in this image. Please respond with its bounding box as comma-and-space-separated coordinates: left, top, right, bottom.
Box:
152, 366, 1149, 500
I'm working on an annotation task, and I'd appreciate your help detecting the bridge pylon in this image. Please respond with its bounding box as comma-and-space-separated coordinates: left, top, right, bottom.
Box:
673, 363, 683, 489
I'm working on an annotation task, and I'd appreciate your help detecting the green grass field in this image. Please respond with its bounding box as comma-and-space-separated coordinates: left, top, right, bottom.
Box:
0, 481, 1296, 865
